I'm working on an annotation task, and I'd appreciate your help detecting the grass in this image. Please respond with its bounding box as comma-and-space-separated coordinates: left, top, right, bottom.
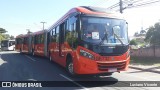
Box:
130, 57, 160, 66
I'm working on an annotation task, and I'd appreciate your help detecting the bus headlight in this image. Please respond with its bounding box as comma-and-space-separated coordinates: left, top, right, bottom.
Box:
126, 50, 130, 58
80, 49, 94, 60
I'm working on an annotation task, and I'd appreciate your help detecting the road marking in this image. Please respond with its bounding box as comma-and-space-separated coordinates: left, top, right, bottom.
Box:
25, 55, 36, 61
60, 74, 89, 90
0, 54, 8, 66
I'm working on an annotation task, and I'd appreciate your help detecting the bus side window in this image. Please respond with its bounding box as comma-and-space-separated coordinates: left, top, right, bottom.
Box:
9, 42, 12, 46
35, 35, 39, 44
23, 38, 26, 44
65, 16, 78, 49
51, 28, 56, 42
56, 26, 59, 43
31, 36, 34, 44
12, 41, 15, 45
35, 36, 37, 44
41, 34, 44, 43
38, 35, 41, 44
60, 22, 65, 43
50, 30, 52, 43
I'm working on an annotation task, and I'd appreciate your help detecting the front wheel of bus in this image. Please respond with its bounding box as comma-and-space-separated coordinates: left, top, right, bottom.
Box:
66, 59, 75, 76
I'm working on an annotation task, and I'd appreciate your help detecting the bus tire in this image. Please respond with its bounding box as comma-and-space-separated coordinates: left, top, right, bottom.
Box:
66, 57, 75, 76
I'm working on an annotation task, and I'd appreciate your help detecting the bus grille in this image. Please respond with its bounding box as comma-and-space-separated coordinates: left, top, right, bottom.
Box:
97, 61, 126, 71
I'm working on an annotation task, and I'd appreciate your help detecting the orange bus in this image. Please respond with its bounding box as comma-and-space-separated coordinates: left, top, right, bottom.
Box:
16, 30, 48, 56
16, 6, 130, 76
31, 30, 48, 56
15, 34, 32, 53
48, 6, 130, 76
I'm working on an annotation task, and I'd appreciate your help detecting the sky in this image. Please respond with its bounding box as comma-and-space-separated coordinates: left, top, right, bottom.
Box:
0, 0, 160, 37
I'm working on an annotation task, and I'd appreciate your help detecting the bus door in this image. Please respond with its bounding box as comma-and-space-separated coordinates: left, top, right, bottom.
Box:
44, 31, 48, 57
28, 35, 32, 54
22, 37, 28, 52
53, 23, 65, 66
59, 22, 65, 57
37, 34, 45, 56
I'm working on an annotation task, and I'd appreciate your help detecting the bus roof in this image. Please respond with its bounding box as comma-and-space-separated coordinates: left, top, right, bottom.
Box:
16, 34, 30, 38
32, 30, 47, 35
48, 6, 124, 31
16, 29, 47, 38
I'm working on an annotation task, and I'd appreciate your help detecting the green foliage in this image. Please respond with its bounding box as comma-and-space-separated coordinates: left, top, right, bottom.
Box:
134, 32, 139, 37
145, 22, 160, 45
10, 35, 15, 40
0, 28, 7, 33
130, 39, 137, 45
0, 27, 14, 42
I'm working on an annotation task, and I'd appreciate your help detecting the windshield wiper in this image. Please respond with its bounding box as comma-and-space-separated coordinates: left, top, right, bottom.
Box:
113, 33, 124, 45
97, 33, 108, 46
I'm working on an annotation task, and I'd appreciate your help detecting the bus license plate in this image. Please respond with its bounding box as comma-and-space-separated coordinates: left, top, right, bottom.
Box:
108, 68, 117, 72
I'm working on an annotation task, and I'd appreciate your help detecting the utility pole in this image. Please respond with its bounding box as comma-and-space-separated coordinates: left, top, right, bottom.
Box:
40, 22, 46, 30
120, 0, 123, 13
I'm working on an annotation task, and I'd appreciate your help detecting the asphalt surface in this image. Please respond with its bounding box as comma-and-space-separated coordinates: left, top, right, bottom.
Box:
0, 51, 160, 90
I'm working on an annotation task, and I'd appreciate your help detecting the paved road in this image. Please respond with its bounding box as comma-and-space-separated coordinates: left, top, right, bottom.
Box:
0, 51, 159, 90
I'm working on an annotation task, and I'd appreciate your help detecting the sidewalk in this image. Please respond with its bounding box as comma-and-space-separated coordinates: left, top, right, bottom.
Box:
129, 64, 160, 74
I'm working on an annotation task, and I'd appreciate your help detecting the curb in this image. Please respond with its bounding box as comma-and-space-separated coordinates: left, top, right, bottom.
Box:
129, 66, 160, 74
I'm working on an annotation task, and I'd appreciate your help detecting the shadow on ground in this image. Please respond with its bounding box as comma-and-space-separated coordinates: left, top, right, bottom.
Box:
0, 52, 122, 88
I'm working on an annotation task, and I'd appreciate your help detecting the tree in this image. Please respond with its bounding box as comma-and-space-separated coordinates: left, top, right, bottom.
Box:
134, 32, 139, 37
144, 22, 160, 45
130, 39, 137, 45
10, 35, 15, 40
140, 30, 146, 34
0, 28, 8, 41
144, 22, 160, 57
0, 28, 7, 33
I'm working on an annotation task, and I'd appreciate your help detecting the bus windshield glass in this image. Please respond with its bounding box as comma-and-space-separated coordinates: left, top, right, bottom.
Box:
1, 40, 8, 47
81, 17, 129, 46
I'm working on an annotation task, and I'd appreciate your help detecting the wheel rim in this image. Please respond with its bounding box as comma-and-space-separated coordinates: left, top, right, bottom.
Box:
68, 62, 74, 74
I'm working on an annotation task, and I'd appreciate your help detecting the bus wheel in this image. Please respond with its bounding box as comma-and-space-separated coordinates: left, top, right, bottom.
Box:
66, 58, 75, 76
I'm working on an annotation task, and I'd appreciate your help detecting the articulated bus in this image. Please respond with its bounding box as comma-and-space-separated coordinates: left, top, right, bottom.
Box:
16, 30, 48, 56
1, 40, 15, 51
31, 30, 48, 56
16, 6, 130, 76
16, 34, 32, 53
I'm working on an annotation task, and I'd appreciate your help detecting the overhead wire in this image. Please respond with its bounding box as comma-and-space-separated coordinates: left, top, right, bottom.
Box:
107, 0, 160, 11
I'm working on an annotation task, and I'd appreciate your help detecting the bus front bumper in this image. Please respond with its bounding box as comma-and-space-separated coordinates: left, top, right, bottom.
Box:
74, 56, 130, 75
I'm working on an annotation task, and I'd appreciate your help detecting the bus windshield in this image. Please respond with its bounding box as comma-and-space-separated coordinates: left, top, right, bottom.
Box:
1, 40, 8, 47
81, 17, 129, 46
